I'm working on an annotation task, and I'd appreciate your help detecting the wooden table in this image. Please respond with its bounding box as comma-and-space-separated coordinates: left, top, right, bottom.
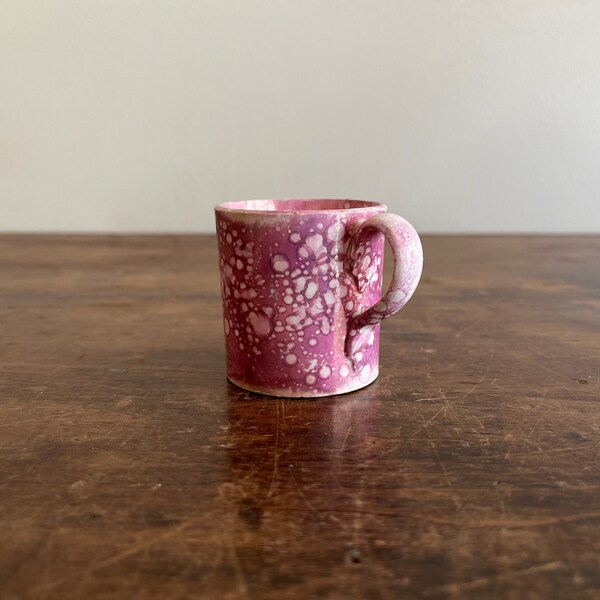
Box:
1, 235, 599, 599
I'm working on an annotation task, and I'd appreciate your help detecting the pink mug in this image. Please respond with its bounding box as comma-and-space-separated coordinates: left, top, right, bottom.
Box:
215, 199, 423, 397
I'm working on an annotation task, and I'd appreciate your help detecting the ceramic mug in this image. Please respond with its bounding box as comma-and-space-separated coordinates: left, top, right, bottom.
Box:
215, 199, 423, 397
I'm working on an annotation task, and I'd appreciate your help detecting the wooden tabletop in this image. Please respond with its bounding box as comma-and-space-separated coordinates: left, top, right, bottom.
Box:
1, 234, 599, 599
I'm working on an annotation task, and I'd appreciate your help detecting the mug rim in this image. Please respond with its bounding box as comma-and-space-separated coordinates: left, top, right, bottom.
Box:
214, 198, 387, 215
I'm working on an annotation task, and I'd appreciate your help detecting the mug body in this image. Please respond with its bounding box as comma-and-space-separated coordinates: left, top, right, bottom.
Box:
215, 199, 387, 397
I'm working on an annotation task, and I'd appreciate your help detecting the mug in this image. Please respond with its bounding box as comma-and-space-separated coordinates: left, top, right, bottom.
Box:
215, 199, 423, 397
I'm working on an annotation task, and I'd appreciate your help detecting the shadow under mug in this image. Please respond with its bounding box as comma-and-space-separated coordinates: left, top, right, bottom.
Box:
215, 199, 423, 397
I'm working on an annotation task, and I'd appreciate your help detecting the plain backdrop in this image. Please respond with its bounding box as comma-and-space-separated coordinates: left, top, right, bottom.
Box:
1, 1, 600, 233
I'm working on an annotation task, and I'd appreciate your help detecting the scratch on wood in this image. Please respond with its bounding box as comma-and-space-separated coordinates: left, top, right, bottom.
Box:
226, 530, 250, 598
32, 521, 193, 594
425, 560, 565, 595
267, 399, 280, 498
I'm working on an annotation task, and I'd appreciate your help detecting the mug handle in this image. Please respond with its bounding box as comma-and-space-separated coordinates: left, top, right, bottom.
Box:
345, 213, 423, 358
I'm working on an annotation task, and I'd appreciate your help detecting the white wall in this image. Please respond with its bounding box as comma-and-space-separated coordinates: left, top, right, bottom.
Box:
1, 1, 600, 233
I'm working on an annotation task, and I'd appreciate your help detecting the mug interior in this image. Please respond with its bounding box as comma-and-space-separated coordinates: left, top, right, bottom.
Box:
216, 199, 383, 213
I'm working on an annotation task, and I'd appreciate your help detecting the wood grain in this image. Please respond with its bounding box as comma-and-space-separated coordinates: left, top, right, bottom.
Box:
0, 234, 599, 599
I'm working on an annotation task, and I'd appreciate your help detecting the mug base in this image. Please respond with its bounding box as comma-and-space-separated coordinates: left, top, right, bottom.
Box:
226, 369, 379, 398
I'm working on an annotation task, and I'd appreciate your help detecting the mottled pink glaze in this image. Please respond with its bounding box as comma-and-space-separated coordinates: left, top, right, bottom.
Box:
215, 199, 423, 397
